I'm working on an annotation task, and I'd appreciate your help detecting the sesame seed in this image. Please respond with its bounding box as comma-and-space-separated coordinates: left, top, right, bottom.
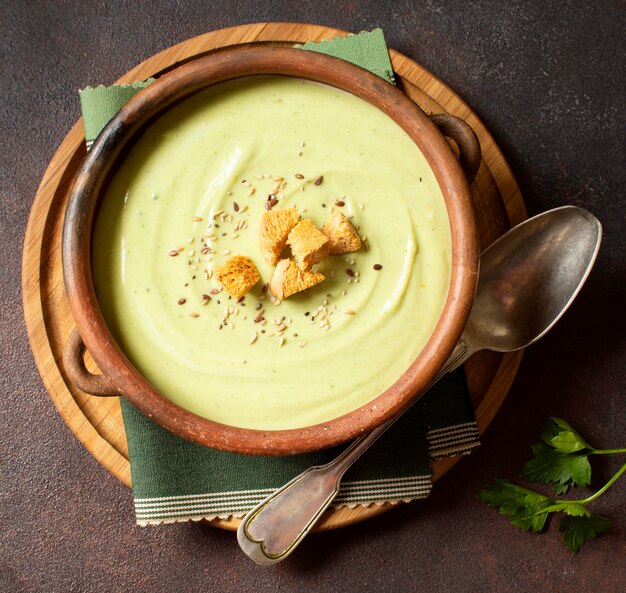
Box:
298, 341, 306, 348
279, 337, 285, 347
241, 180, 251, 186
168, 250, 179, 257
230, 233, 239, 239
248, 332, 258, 345
239, 205, 248, 213
189, 312, 200, 318
300, 141, 306, 148
344, 309, 356, 315
295, 173, 304, 179
358, 203, 364, 210
255, 174, 264, 179
210, 288, 222, 295
191, 216, 203, 222
188, 250, 195, 256
247, 187, 256, 196
223, 249, 231, 255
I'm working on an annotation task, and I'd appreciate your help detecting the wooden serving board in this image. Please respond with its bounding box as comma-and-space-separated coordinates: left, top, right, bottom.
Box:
22, 22, 526, 532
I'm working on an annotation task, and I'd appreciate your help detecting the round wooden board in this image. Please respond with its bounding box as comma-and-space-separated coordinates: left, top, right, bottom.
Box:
22, 22, 526, 532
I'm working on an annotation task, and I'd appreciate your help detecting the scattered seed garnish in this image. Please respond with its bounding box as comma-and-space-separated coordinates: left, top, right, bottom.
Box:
295, 173, 305, 179
335, 201, 345, 207
255, 303, 262, 311
254, 316, 265, 324
169, 250, 180, 257
321, 203, 326, 208
236, 296, 245, 304
239, 205, 248, 213
247, 187, 256, 196
373, 264, 383, 270
177, 298, 186, 305
358, 203, 364, 210
298, 341, 306, 348
241, 180, 251, 186
255, 174, 264, 180
248, 332, 258, 345
262, 282, 269, 292
189, 312, 200, 318
298, 151, 303, 157
300, 141, 306, 148
223, 249, 231, 255
314, 176, 323, 185
210, 288, 222, 295
344, 309, 356, 315
191, 216, 203, 222
346, 269, 355, 277
330, 270, 335, 277
200, 247, 209, 254
233, 202, 239, 212
279, 337, 286, 347
304, 311, 310, 316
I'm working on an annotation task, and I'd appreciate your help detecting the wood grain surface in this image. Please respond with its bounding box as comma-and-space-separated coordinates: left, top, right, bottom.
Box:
21, 23, 526, 533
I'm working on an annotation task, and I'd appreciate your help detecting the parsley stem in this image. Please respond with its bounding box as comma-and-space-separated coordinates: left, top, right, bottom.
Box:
591, 448, 626, 455
576, 462, 626, 505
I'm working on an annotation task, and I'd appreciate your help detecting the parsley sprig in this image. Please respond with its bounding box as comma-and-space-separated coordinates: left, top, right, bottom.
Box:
480, 417, 625, 552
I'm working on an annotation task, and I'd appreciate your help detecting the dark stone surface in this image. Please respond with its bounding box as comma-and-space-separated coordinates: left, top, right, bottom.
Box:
1, 2, 624, 591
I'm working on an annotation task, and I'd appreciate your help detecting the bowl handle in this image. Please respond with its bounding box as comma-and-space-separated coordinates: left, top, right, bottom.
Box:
63, 328, 119, 397
429, 114, 481, 184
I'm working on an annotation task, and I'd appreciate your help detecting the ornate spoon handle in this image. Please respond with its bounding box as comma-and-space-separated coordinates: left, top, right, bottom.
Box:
237, 340, 470, 565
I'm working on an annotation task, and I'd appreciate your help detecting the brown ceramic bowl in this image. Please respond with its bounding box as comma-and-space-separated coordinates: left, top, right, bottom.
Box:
62, 45, 480, 455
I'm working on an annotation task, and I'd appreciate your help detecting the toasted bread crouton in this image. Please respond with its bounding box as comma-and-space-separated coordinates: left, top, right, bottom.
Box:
322, 209, 362, 255
259, 207, 300, 265
216, 255, 260, 298
287, 219, 330, 270
271, 259, 325, 300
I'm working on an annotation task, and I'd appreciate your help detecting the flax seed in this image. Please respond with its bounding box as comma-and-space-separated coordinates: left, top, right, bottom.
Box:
177, 298, 186, 305
295, 173, 304, 179
314, 176, 323, 185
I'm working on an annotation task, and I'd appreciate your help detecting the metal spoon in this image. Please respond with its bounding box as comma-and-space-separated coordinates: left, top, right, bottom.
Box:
237, 205, 602, 565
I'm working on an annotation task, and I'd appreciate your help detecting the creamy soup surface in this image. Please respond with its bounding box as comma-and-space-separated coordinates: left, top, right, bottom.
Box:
92, 76, 451, 430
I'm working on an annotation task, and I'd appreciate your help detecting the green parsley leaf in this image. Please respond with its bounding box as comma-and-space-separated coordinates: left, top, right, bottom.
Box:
541, 417, 592, 454
559, 514, 610, 553
479, 480, 551, 532
522, 442, 591, 494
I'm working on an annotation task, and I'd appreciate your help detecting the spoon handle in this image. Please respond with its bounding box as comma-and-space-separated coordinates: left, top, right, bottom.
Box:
237, 338, 471, 565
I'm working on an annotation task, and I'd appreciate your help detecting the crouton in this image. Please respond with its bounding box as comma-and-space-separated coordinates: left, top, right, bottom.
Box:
270, 259, 325, 300
287, 219, 330, 270
216, 255, 260, 298
322, 209, 362, 255
259, 207, 300, 265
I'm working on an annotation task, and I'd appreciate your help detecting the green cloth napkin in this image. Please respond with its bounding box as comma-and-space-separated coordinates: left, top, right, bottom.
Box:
79, 29, 480, 526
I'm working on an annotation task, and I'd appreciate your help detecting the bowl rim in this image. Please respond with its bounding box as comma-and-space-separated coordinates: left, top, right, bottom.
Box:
62, 44, 479, 455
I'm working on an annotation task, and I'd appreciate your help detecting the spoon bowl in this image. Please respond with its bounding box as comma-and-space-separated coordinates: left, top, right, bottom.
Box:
464, 206, 602, 355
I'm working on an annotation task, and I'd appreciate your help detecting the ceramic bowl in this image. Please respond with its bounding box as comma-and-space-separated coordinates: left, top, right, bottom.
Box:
62, 45, 480, 455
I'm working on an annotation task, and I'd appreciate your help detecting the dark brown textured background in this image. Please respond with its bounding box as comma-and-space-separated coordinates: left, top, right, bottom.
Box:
2, 2, 625, 592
